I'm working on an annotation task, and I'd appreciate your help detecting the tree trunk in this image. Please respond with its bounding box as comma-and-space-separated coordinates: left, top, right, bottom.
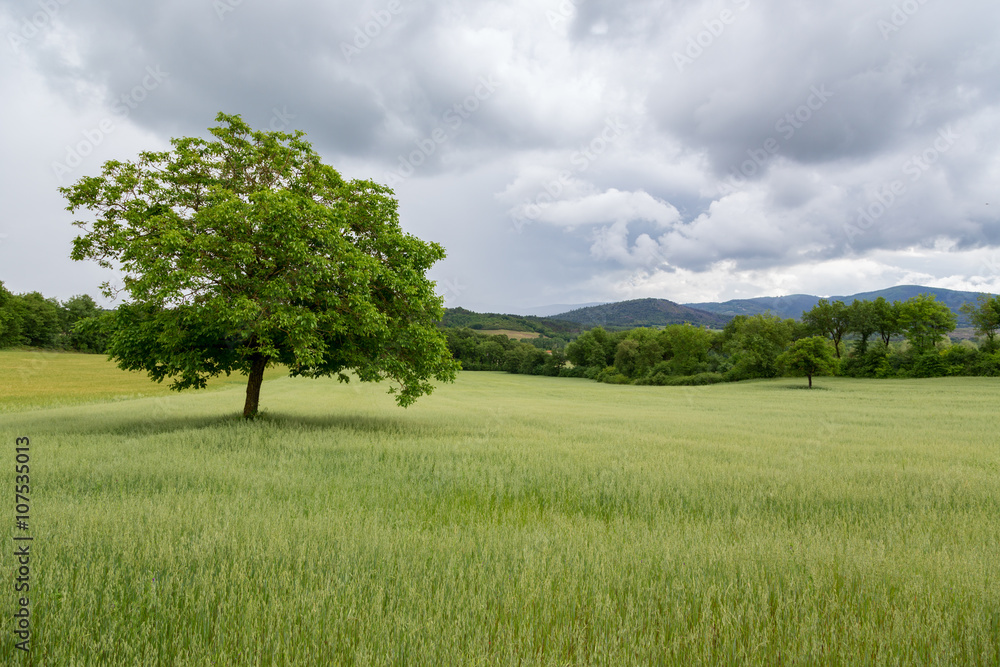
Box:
807, 373, 813, 389
243, 354, 267, 419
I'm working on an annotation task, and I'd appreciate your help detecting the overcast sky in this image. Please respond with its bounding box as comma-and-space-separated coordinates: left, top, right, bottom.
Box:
2, 0, 998, 313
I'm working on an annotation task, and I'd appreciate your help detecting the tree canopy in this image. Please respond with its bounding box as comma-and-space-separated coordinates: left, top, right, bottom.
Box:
60, 112, 458, 418
722, 313, 798, 380
802, 299, 851, 358
779, 336, 836, 388
899, 294, 957, 354
960, 294, 1000, 352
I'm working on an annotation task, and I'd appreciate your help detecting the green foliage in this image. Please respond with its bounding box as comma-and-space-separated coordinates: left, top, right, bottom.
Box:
658, 324, 718, 376
940, 344, 980, 377
14, 291, 62, 347
779, 336, 836, 388
899, 294, 957, 354
841, 345, 891, 378
565, 327, 620, 369
971, 350, 1000, 376
871, 296, 903, 348
61, 294, 109, 352
68, 314, 112, 354
638, 370, 725, 386
910, 350, 948, 378
722, 313, 796, 381
60, 293, 101, 329
444, 327, 565, 377
960, 293, 1000, 351
594, 365, 630, 384
802, 299, 851, 358
60, 112, 457, 416
0, 285, 109, 352
613, 328, 663, 379
0, 281, 23, 348
502, 345, 548, 375
847, 299, 878, 354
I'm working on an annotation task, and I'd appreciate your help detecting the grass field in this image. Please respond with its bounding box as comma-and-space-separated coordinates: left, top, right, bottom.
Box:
2, 351, 999, 664
0, 350, 285, 413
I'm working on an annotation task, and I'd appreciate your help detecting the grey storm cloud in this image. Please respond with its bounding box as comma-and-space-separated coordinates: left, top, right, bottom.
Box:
1, 0, 999, 310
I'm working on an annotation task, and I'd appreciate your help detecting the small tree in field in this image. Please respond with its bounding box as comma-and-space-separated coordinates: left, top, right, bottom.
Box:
60, 113, 459, 418
779, 336, 836, 388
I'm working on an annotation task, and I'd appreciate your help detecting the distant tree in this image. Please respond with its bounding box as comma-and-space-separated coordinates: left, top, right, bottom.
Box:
658, 324, 717, 376
541, 349, 567, 376
614, 328, 663, 379
960, 294, 1000, 352
69, 313, 112, 354
0, 281, 24, 348
871, 296, 902, 348
899, 294, 957, 354
722, 313, 796, 380
15, 292, 62, 348
565, 327, 618, 369
61, 112, 458, 418
847, 299, 878, 355
59, 294, 108, 352
480, 339, 507, 368
779, 336, 836, 388
60, 294, 101, 330
802, 299, 851, 358
502, 344, 546, 375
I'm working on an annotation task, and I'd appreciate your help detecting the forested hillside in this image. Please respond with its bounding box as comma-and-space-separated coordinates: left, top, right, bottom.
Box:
440, 307, 582, 337
553, 298, 730, 329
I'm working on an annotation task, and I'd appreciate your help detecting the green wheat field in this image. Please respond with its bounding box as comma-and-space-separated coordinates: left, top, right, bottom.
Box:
2, 349, 999, 664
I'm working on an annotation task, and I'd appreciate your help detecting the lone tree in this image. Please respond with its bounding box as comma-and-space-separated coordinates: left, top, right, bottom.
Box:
60, 113, 459, 418
779, 336, 836, 388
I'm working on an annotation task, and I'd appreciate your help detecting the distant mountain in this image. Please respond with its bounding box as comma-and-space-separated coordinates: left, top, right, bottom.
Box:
553, 298, 730, 329
685, 285, 987, 326
684, 294, 821, 320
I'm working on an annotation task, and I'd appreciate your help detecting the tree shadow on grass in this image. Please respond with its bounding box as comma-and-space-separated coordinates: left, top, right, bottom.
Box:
54, 412, 244, 438
26, 411, 434, 438
61, 410, 436, 440
259, 411, 439, 437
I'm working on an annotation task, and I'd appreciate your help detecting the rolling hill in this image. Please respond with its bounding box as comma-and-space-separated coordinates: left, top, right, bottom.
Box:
552, 298, 731, 329
440, 308, 582, 337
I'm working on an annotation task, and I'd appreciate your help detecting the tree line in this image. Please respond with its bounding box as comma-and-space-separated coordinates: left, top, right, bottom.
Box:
6, 277, 998, 388
0, 281, 109, 352
445, 294, 1000, 386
